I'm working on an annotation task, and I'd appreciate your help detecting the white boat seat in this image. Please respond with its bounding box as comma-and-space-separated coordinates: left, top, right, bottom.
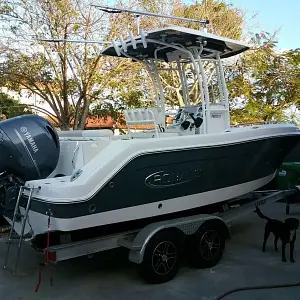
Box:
124, 107, 165, 138
128, 131, 179, 138
58, 129, 114, 138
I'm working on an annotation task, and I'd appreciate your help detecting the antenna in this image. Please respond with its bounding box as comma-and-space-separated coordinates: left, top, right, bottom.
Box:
92, 5, 209, 25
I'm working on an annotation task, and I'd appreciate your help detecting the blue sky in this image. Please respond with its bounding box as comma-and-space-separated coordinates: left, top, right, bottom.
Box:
185, 0, 299, 50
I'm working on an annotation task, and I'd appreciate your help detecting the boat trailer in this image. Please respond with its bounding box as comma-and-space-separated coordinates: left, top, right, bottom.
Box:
2, 187, 300, 285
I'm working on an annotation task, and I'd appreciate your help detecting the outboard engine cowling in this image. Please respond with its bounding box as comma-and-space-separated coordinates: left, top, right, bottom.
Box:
0, 115, 60, 181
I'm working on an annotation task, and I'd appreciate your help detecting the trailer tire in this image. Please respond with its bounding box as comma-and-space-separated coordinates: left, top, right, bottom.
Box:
188, 221, 225, 269
137, 229, 181, 284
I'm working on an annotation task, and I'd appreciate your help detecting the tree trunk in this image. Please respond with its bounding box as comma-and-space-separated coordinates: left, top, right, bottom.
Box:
59, 114, 70, 130
78, 95, 91, 130
263, 114, 271, 122
176, 89, 185, 106
60, 122, 70, 130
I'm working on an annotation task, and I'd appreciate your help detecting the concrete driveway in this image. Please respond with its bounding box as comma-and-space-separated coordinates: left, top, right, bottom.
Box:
0, 202, 299, 300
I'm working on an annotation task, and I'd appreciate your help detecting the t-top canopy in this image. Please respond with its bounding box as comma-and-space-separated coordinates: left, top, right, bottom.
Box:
102, 26, 250, 61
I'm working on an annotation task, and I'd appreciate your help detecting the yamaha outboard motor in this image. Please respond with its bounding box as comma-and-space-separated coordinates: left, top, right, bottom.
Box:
0, 114, 60, 181
0, 115, 60, 215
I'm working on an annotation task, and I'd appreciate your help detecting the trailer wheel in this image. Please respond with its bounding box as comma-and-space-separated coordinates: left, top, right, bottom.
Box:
138, 230, 181, 284
188, 222, 225, 269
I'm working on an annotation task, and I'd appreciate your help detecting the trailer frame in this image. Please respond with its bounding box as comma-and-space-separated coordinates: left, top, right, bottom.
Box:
33, 188, 299, 284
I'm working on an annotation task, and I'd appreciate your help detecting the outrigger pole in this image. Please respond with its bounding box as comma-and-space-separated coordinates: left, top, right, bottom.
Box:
39, 5, 209, 44
92, 4, 208, 24
39, 38, 111, 45
92, 4, 209, 33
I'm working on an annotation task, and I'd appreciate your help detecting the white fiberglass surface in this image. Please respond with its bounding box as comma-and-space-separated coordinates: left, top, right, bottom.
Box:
24, 123, 299, 204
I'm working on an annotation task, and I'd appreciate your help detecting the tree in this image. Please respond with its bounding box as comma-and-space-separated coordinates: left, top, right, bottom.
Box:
0, 0, 153, 130
227, 32, 300, 123
0, 92, 33, 119
0, 0, 255, 128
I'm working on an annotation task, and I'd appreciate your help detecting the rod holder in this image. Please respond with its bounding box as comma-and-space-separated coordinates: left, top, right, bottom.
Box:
128, 31, 137, 49
119, 35, 127, 52
112, 40, 121, 56
140, 29, 147, 48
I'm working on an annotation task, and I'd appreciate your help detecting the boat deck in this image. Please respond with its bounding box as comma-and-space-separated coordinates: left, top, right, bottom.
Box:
1, 201, 299, 300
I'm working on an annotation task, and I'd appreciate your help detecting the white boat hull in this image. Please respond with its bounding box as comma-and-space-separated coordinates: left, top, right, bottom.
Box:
2, 124, 300, 246
6, 172, 274, 238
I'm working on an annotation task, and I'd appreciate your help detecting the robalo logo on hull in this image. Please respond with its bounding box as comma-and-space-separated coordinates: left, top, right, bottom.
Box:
145, 168, 201, 188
